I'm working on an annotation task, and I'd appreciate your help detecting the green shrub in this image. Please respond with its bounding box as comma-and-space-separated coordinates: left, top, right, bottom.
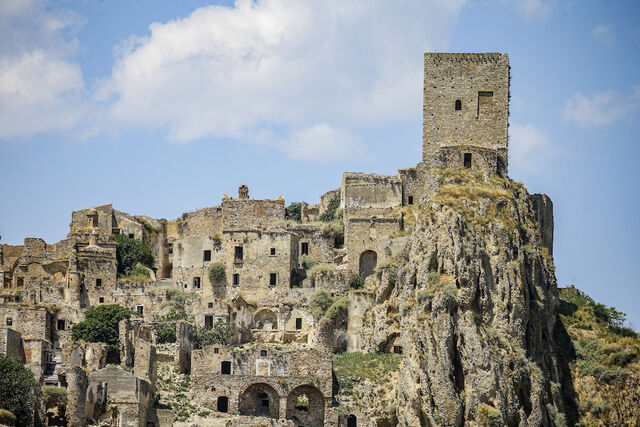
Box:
416, 288, 434, 303
285, 203, 302, 222
152, 309, 192, 344
308, 264, 335, 276
193, 318, 236, 349
546, 404, 567, 427
0, 409, 16, 426
72, 304, 135, 349
301, 255, 317, 270
319, 197, 340, 222
42, 385, 67, 412
114, 233, 155, 276
310, 290, 334, 318
162, 288, 197, 310
119, 263, 154, 282
348, 274, 363, 289
208, 262, 225, 283
609, 351, 636, 367
477, 403, 503, 427
427, 270, 440, 285
0, 355, 37, 426
322, 296, 348, 325
333, 352, 402, 395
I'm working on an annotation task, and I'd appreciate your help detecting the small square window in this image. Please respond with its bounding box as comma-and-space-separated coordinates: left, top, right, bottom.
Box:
203, 250, 211, 262
6, 317, 13, 327
128, 233, 134, 239
260, 350, 267, 357
99, 297, 104, 303
208, 302, 214, 309
96, 278, 102, 287
136, 305, 144, 315
214, 347, 219, 354
269, 273, 277, 287
193, 277, 201, 289
393, 345, 403, 354
57, 319, 65, 330
270, 248, 276, 256
233, 274, 240, 286
184, 284, 188, 289
295, 318, 302, 330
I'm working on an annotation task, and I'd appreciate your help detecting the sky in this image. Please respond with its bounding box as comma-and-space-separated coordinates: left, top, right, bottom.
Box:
1, 0, 639, 327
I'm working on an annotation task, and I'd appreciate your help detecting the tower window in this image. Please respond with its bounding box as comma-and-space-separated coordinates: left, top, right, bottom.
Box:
270, 248, 276, 256
203, 250, 211, 262
269, 273, 277, 287
455, 99, 462, 110
393, 345, 403, 354
234, 246, 243, 263
301, 242, 309, 255
464, 153, 472, 169
295, 318, 302, 330
233, 273, 240, 286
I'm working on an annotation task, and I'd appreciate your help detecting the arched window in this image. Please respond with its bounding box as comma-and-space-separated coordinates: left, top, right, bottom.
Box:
455, 99, 462, 110
347, 414, 357, 427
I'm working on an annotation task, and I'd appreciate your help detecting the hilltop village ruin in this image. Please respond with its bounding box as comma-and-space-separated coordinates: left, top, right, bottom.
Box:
0, 53, 555, 427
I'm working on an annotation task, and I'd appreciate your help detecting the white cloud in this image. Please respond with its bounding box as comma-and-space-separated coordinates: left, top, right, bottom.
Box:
593, 25, 614, 46
562, 90, 637, 128
101, 0, 465, 160
0, 0, 86, 140
509, 123, 562, 174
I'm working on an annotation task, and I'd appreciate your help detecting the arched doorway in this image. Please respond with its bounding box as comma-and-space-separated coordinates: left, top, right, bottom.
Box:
239, 383, 280, 418
254, 309, 278, 330
286, 385, 325, 427
347, 414, 357, 427
217, 396, 228, 413
359, 250, 377, 280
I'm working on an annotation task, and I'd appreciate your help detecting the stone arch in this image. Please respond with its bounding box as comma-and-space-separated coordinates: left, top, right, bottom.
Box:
347, 414, 357, 427
286, 385, 325, 427
359, 250, 377, 280
253, 309, 278, 330
239, 383, 280, 418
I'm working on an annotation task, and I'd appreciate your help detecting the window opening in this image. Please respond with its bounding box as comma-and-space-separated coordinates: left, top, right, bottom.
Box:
6, 317, 12, 327
260, 350, 267, 357
193, 277, 201, 289
270, 248, 276, 256
217, 396, 229, 413
99, 297, 104, 303
96, 278, 102, 287
128, 233, 134, 239
269, 273, 277, 287
234, 246, 243, 263
455, 99, 462, 110
221, 361, 231, 375
205, 315, 214, 329
295, 318, 302, 330
233, 274, 240, 286
57, 319, 65, 330
203, 250, 211, 262
464, 153, 472, 169
393, 345, 403, 354
408, 196, 414, 205
301, 242, 309, 255
136, 305, 144, 315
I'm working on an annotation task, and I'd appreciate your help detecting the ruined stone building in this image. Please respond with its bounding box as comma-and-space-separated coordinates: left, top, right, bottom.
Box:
0, 53, 557, 427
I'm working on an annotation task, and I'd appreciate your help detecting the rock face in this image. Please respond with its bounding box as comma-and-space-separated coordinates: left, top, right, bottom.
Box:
353, 170, 566, 426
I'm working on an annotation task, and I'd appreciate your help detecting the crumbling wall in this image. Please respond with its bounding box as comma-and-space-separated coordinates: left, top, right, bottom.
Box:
341, 172, 403, 213
0, 327, 24, 360
222, 199, 285, 231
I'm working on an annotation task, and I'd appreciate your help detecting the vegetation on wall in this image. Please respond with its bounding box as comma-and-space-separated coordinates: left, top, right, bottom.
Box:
114, 233, 155, 276
42, 386, 67, 419
207, 262, 226, 283
71, 304, 135, 350
333, 352, 402, 396
348, 274, 363, 289
153, 309, 192, 344
0, 355, 37, 426
193, 318, 236, 349
310, 290, 334, 318
285, 202, 303, 222
319, 197, 340, 222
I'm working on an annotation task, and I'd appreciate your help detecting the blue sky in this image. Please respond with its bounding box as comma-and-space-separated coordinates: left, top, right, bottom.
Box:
1, 0, 639, 327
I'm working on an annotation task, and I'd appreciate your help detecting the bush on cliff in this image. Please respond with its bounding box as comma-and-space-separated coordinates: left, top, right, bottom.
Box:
310, 290, 334, 317
285, 202, 303, 222
319, 197, 340, 222
114, 233, 155, 276
0, 354, 37, 426
208, 262, 226, 283
193, 318, 236, 349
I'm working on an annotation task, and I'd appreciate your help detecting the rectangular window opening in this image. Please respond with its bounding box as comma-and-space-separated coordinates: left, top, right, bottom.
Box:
260, 350, 267, 357
203, 250, 211, 262
214, 347, 219, 354
205, 315, 214, 329
393, 345, 403, 354
233, 273, 240, 286
234, 246, 243, 263
136, 305, 144, 315
96, 278, 102, 287
99, 297, 104, 303
221, 361, 232, 375
301, 242, 309, 255
208, 302, 214, 309
128, 233, 134, 239
295, 318, 302, 330
269, 273, 277, 287
408, 196, 414, 205
193, 277, 201, 289
270, 248, 276, 256
464, 153, 472, 169
6, 317, 13, 327
57, 319, 65, 330
477, 91, 494, 118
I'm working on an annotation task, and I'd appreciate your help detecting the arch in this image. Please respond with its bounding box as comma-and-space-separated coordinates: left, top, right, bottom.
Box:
217, 396, 228, 413
359, 250, 377, 280
286, 385, 325, 427
347, 414, 357, 427
455, 99, 462, 110
239, 383, 280, 418
253, 309, 278, 330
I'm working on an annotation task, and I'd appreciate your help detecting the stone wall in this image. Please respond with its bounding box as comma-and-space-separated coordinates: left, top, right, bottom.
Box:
0, 305, 50, 340
422, 53, 509, 159
344, 217, 402, 275
341, 172, 403, 213
222, 199, 285, 231
0, 327, 24, 360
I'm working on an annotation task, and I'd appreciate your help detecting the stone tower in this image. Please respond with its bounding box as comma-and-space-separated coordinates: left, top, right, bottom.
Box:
422, 53, 509, 175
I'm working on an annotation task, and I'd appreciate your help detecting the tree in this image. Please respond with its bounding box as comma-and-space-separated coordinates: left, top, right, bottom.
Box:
72, 304, 135, 349
310, 290, 334, 318
285, 203, 303, 222
319, 197, 340, 222
152, 309, 192, 344
193, 319, 236, 349
0, 354, 37, 426
114, 233, 154, 276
